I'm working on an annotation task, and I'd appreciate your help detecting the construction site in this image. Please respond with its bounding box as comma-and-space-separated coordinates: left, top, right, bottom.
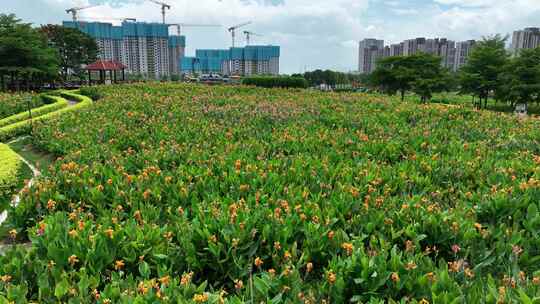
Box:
63, 1, 280, 79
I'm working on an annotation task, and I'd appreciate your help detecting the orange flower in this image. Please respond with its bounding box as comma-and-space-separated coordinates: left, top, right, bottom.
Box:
234, 279, 244, 290
284, 250, 292, 260
68, 255, 79, 266
405, 261, 417, 271
8, 229, 17, 239
137, 282, 148, 295
341, 242, 354, 256
193, 293, 209, 303
0, 275, 12, 283
104, 228, 114, 239
181, 272, 193, 286
159, 275, 170, 286
254, 257, 264, 268
326, 271, 337, 284
68, 229, 78, 238
47, 199, 56, 210
114, 260, 125, 270
390, 272, 400, 283
306, 262, 313, 273
327, 230, 335, 240
143, 189, 151, 200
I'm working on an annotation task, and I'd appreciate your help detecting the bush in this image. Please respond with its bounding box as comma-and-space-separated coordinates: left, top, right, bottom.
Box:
242, 76, 308, 89
0, 91, 92, 142
0, 93, 44, 120
0, 144, 28, 209
79, 86, 102, 101
0, 96, 68, 128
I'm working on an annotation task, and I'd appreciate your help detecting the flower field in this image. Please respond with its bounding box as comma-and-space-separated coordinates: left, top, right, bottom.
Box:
2, 82, 540, 302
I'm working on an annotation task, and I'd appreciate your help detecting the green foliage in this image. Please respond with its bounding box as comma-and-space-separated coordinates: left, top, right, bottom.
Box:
371, 53, 451, 102
0, 143, 28, 210
496, 47, 540, 107
39, 25, 98, 81
0, 92, 92, 141
0, 83, 540, 301
459, 35, 509, 108
0, 14, 59, 90
0, 92, 43, 119
297, 69, 362, 87
79, 86, 103, 101
242, 76, 308, 88
0, 96, 68, 128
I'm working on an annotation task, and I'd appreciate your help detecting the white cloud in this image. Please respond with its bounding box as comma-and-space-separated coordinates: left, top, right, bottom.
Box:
2, 0, 540, 72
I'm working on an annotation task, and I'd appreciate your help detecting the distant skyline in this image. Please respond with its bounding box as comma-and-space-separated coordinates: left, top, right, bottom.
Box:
3, 0, 540, 74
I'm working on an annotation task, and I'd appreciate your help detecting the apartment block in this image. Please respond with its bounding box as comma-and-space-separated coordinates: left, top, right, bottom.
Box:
454, 40, 476, 71
182, 46, 280, 76
358, 39, 384, 74
512, 27, 540, 55
63, 21, 185, 79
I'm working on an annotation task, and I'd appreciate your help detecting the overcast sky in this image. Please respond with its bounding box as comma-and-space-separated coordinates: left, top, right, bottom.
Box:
3, 0, 540, 73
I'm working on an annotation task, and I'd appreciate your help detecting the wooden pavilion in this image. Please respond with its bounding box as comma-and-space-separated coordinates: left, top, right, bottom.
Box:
86, 60, 127, 85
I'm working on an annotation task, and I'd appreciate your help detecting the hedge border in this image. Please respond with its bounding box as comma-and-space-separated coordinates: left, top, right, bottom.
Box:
0, 91, 93, 142
0, 144, 28, 208
0, 96, 69, 128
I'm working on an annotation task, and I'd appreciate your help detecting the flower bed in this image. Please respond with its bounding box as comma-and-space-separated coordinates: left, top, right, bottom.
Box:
2, 83, 540, 302
0, 93, 44, 120
0, 144, 29, 212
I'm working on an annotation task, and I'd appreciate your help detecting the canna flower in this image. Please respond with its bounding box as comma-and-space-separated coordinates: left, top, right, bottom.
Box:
284, 250, 292, 260
137, 282, 149, 295
426, 272, 436, 283
68, 255, 79, 266
104, 228, 114, 239
114, 260, 125, 270
326, 271, 336, 284
512, 245, 523, 256
341, 243, 354, 256
143, 189, 151, 200
268, 268, 276, 277
235, 160, 241, 171
8, 229, 17, 239
254, 257, 264, 268
390, 272, 400, 283
234, 279, 243, 290
159, 275, 170, 286
532, 277, 540, 285
274, 241, 281, 250
0, 275, 12, 283
47, 199, 56, 210
419, 299, 430, 304
451, 244, 461, 254
327, 230, 335, 240
193, 293, 209, 303
96, 184, 104, 192
181, 272, 193, 286
405, 261, 417, 271
306, 262, 313, 273
68, 229, 78, 238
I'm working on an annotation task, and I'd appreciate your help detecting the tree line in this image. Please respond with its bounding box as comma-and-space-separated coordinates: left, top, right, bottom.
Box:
369, 35, 540, 109
0, 14, 98, 91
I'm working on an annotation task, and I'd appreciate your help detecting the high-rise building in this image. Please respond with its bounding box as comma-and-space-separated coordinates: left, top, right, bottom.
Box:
389, 43, 403, 56
358, 39, 384, 74
454, 40, 476, 71
511, 27, 540, 55
63, 21, 186, 79
181, 46, 280, 76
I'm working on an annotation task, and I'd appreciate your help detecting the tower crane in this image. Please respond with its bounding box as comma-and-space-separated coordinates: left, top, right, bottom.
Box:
169, 23, 221, 36
228, 21, 252, 48
243, 31, 262, 46
66, 5, 98, 22
147, 0, 171, 24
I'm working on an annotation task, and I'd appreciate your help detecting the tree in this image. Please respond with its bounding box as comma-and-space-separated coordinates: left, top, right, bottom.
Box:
371, 53, 449, 102
459, 35, 509, 108
40, 24, 98, 81
0, 14, 58, 91
496, 47, 540, 108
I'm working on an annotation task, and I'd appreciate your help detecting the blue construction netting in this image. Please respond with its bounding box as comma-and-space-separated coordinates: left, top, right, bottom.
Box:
169, 36, 186, 47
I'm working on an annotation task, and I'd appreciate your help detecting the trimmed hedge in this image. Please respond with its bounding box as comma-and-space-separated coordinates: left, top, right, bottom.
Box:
0, 144, 27, 208
79, 86, 103, 101
242, 76, 309, 89
0, 96, 68, 128
0, 91, 92, 142
0, 93, 44, 120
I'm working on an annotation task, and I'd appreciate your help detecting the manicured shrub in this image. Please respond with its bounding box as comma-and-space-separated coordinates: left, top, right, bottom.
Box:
0, 96, 68, 128
0, 144, 28, 209
242, 76, 308, 88
0, 93, 44, 120
0, 92, 92, 142
79, 86, 103, 101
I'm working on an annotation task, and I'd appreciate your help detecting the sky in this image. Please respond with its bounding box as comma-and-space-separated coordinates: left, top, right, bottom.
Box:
3, 0, 540, 74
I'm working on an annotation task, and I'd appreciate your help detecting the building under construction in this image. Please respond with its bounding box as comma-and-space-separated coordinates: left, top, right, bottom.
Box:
63, 20, 185, 79
181, 45, 280, 76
